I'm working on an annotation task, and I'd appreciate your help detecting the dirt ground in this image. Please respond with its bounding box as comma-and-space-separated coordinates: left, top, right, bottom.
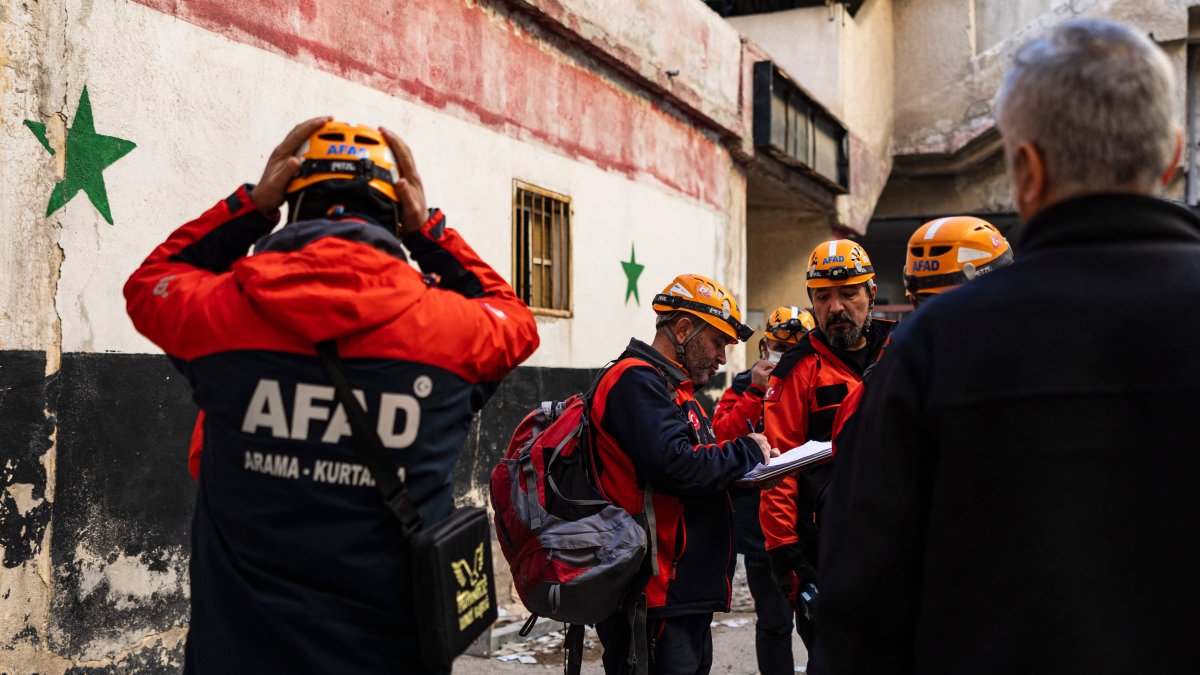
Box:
453, 560, 810, 674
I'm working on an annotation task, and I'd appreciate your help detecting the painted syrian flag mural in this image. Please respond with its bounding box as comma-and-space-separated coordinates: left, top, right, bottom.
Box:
0, 0, 739, 670
25, 87, 137, 225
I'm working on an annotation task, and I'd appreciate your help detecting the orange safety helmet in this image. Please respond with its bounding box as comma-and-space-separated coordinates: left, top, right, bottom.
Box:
806, 240, 875, 288
903, 216, 1013, 302
286, 121, 399, 202
652, 274, 755, 343
764, 305, 816, 345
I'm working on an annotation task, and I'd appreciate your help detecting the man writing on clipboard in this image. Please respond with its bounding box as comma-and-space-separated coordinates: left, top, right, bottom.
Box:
757, 240, 896, 654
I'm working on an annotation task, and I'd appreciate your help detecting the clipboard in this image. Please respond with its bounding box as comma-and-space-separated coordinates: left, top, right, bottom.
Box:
732, 439, 833, 488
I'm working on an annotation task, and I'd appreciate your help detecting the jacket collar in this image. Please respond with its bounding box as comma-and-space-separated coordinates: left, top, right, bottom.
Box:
623, 338, 690, 390
1018, 193, 1200, 253
255, 216, 408, 261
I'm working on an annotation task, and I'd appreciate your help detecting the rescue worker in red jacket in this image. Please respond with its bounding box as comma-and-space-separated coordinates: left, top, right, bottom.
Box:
124, 118, 539, 674
712, 306, 814, 675
711, 306, 815, 443
830, 217, 1013, 450
590, 274, 777, 675
758, 240, 895, 652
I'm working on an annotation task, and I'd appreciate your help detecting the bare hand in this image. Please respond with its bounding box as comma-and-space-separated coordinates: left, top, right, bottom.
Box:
251, 116, 331, 214
747, 433, 780, 465
380, 128, 428, 234
750, 359, 775, 388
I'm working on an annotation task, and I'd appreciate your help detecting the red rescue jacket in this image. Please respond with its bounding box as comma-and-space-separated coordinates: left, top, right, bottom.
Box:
711, 369, 766, 443
124, 185, 538, 672
758, 323, 895, 552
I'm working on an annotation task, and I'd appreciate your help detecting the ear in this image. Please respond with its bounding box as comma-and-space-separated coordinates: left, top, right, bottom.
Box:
672, 315, 694, 342
1012, 141, 1047, 217
1160, 128, 1184, 187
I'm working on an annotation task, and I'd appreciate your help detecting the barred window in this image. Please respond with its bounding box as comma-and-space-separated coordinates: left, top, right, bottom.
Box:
513, 181, 572, 316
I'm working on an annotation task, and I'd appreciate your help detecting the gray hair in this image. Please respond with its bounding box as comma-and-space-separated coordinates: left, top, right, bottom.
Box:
995, 18, 1177, 192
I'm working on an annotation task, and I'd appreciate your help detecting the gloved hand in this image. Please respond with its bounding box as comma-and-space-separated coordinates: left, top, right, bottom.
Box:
768, 544, 818, 614
798, 582, 819, 622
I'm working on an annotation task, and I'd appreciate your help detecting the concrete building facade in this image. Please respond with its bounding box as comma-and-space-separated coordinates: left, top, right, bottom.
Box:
1, 0, 1197, 671
0, 0, 841, 670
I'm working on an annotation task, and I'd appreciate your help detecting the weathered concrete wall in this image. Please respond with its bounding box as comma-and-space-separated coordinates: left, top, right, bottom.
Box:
510, 0, 746, 134
0, 0, 759, 670
892, 0, 1190, 167
726, 8, 843, 116
731, 2, 896, 234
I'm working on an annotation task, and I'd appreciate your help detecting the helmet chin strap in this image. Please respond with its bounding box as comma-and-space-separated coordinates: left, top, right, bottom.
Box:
668, 319, 708, 366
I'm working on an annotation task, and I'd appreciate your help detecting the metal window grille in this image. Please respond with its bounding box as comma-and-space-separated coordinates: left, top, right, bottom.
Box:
513, 181, 572, 316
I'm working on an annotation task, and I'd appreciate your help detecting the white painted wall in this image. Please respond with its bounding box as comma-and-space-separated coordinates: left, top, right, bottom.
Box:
2, 0, 742, 371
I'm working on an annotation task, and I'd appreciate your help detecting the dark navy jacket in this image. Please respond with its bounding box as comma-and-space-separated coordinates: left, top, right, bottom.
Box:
125, 185, 538, 673
713, 369, 770, 555
590, 339, 762, 617
813, 194, 1200, 675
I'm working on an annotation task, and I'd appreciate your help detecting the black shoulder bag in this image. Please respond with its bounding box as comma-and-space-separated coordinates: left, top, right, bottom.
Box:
317, 340, 496, 668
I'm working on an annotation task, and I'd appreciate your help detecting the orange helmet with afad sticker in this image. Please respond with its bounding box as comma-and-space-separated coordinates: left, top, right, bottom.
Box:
904, 216, 1013, 302
764, 305, 816, 345
652, 274, 755, 342
286, 121, 399, 201
806, 240, 875, 288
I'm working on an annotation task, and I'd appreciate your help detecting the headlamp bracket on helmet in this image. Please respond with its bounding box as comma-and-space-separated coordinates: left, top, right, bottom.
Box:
808, 264, 874, 282
652, 293, 755, 342
766, 318, 809, 341
296, 158, 395, 188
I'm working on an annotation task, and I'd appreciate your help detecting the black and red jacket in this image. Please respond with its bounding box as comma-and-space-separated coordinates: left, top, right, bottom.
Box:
124, 185, 538, 673
589, 339, 762, 618
712, 369, 770, 555
758, 323, 895, 554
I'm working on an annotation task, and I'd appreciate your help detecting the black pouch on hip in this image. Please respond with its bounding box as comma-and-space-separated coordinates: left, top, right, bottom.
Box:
317, 341, 497, 669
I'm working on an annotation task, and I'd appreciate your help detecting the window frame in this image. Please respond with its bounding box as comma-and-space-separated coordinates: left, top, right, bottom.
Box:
512, 180, 573, 318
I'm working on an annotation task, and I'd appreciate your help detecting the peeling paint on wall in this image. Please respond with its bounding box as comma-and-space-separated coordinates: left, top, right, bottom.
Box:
0, 351, 55, 569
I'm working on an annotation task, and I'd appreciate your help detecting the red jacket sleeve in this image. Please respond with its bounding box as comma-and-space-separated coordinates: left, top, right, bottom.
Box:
711, 384, 766, 443
400, 210, 539, 382
759, 367, 810, 550
124, 185, 282, 360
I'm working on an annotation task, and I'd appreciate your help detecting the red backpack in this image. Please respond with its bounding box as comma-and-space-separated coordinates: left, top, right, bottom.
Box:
490, 369, 653, 674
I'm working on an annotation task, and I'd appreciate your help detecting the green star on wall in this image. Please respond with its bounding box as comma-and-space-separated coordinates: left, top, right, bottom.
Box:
621, 243, 644, 305
24, 86, 136, 225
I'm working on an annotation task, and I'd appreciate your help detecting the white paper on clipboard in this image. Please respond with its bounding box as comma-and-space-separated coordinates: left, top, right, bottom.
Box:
733, 439, 833, 487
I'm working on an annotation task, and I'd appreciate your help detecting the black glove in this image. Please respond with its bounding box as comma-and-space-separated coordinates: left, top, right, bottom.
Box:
768, 544, 818, 613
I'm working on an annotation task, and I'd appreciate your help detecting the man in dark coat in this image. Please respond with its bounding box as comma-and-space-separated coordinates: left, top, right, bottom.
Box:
812, 18, 1200, 675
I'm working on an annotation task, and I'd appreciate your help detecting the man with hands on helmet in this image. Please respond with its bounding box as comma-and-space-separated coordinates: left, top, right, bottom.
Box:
125, 118, 538, 674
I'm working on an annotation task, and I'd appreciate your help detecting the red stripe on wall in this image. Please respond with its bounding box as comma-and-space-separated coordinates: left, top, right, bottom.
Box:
133, 0, 730, 209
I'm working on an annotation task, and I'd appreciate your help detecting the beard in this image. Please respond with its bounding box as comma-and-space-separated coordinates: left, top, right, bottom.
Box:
682, 337, 722, 386
825, 310, 871, 351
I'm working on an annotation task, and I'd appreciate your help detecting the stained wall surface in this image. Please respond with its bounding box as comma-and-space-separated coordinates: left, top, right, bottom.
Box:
0, 0, 761, 669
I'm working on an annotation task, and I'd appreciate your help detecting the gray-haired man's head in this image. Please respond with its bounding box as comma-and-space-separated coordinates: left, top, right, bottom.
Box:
995, 18, 1180, 221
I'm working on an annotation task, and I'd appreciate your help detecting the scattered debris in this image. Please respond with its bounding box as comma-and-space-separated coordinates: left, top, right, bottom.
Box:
493, 627, 597, 665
